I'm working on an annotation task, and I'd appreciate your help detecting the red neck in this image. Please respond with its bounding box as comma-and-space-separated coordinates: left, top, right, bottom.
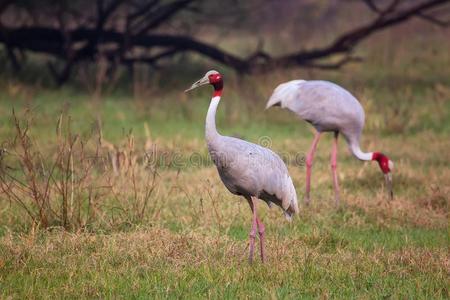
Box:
213, 89, 222, 97
372, 152, 391, 173
212, 78, 223, 98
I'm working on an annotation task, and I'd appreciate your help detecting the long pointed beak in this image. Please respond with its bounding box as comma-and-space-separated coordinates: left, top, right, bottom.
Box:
384, 172, 393, 200
184, 76, 209, 93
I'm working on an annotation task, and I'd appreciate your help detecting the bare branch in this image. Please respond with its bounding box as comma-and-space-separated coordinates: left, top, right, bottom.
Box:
134, 0, 197, 35
265, 0, 450, 72
0, 0, 448, 83
96, 0, 124, 30
360, 0, 381, 13
416, 12, 450, 26
127, 0, 160, 21
301, 56, 363, 70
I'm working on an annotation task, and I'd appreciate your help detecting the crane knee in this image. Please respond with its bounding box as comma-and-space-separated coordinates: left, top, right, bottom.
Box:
258, 224, 265, 235
256, 218, 265, 235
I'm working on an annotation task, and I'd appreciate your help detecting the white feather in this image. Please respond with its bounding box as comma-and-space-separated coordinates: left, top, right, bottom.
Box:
266, 80, 306, 109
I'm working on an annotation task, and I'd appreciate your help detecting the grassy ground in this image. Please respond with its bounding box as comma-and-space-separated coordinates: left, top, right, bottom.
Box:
0, 27, 449, 298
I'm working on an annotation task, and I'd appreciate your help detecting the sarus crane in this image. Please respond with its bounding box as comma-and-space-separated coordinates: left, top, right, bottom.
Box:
185, 70, 299, 263
266, 80, 393, 206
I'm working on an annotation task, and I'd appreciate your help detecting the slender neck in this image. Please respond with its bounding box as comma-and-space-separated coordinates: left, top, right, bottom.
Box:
350, 143, 373, 161
205, 89, 222, 141
349, 140, 392, 174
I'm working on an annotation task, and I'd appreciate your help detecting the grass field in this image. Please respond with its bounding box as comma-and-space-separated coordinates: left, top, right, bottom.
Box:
0, 27, 449, 298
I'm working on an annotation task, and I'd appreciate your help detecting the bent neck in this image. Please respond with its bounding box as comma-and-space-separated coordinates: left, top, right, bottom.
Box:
205, 89, 222, 141
350, 143, 373, 161
350, 143, 392, 173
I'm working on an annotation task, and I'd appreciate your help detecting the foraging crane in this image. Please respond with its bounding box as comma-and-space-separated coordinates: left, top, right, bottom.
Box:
185, 70, 298, 263
266, 80, 393, 206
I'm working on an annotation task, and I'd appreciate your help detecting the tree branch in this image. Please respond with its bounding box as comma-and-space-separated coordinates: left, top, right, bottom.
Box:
263, 0, 450, 72
360, 0, 381, 13
416, 12, 450, 27
127, 0, 160, 22
97, 0, 124, 30
0, 0, 448, 83
301, 55, 363, 70
134, 0, 197, 35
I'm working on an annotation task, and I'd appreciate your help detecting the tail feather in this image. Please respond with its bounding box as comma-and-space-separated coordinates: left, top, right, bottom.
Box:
283, 175, 299, 221
265, 95, 282, 109
266, 80, 306, 110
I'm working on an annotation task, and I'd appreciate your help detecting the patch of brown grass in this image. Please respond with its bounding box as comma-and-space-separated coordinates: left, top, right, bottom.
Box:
1, 227, 447, 279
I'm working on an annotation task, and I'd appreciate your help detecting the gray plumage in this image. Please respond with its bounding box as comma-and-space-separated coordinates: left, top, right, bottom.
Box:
207, 97, 298, 219
266, 80, 365, 155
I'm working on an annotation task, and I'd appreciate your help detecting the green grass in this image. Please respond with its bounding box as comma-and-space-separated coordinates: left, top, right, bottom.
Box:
0, 224, 447, 298
0, 28, 449, 298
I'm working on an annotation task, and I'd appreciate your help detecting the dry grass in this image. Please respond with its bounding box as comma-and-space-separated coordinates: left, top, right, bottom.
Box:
0, 22, 449, 299
0, 89, 449, 298
0, 225, 448, 298
1, 126, 448, 297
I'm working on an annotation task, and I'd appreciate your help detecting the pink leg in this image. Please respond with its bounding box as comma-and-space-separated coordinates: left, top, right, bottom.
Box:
256, 217, 265, 263
331, 132, 340, 206
247, 197, 258, 263
305, 132, 322, 205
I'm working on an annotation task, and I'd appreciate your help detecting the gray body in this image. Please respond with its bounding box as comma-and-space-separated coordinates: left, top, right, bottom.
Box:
265, 79, 394, 201
266, 80, 365, 151
206, 98, 298, 219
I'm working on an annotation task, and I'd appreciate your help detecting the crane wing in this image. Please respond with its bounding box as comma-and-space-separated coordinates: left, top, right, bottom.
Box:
212, 136, 299, 220
265, 80, 305, 109
266, 80, 365, 135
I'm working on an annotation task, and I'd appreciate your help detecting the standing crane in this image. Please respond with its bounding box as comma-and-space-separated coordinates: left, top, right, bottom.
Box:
266, 80, 393, 206
185, 70, 299, 263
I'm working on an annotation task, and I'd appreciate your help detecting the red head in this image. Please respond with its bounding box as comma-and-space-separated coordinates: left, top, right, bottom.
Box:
372, 152, 394, 199
372, 152, 393, 174
185, 70, 223, 97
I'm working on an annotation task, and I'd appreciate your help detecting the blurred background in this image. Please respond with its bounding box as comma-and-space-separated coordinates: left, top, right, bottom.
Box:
0, 1, 449, 297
